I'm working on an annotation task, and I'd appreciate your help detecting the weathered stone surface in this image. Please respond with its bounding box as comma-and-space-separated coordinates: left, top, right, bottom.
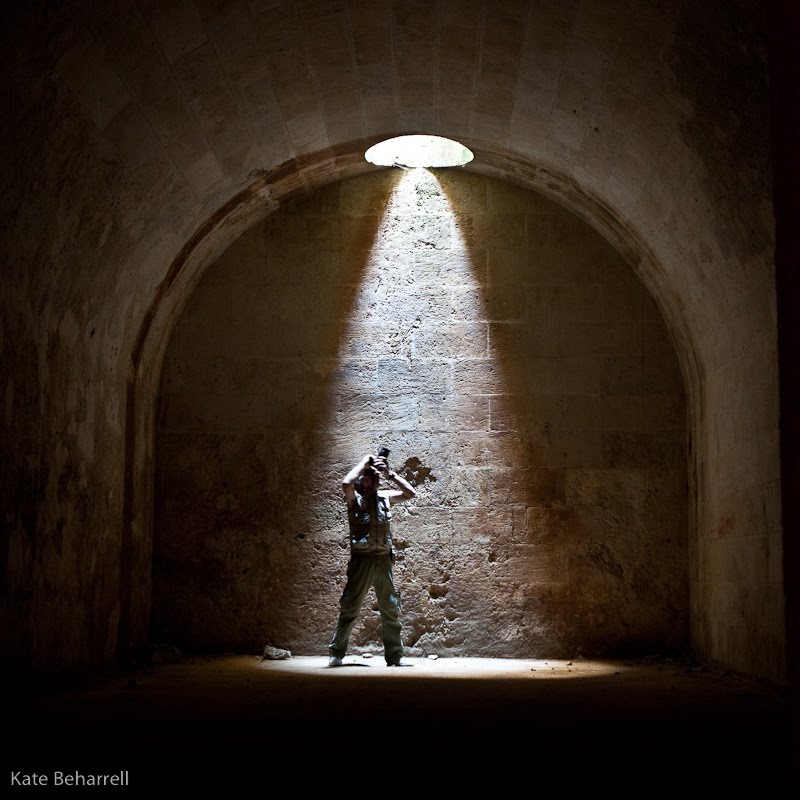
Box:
1, 0, 782, 684
154, 170, 687, 658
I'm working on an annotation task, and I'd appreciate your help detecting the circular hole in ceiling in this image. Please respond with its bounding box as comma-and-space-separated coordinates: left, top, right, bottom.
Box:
365, 135, 474, 168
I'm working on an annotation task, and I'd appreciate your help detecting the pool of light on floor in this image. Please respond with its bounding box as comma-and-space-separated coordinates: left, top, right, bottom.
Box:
256, 656, 630, 679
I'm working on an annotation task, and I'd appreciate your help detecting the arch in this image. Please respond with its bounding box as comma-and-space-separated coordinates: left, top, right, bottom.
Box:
121, 137, 703, 657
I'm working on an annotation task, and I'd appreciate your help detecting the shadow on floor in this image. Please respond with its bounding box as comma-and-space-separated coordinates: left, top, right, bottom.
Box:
4, 656, 796, 792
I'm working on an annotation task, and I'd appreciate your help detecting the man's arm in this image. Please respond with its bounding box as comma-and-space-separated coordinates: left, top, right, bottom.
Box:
378, 464, 417, 505
342, 454, 373, 506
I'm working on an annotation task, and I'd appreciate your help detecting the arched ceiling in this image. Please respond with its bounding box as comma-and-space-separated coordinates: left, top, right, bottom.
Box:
3, 0, 771, 378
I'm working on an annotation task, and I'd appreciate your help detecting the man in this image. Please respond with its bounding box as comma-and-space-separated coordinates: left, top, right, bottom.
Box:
328, 452, 417, 667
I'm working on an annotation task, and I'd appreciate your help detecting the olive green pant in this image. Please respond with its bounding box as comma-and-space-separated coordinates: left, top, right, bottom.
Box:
328, 554, 403, 665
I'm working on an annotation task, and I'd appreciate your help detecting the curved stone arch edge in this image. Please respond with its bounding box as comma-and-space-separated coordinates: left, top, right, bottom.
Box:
119, 139, 703, 658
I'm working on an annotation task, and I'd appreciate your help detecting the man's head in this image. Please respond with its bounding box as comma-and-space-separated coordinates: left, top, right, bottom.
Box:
357, 465, 381, 495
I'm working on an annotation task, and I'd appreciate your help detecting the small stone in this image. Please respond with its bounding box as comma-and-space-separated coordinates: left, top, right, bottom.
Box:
262, 645, 291, 660
427, 653, 439, 660
363, 652, 373, 659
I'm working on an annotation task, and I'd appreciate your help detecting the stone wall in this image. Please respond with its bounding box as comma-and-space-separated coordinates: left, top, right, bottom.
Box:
2, 0, 780, 681
154, 169, 687, 658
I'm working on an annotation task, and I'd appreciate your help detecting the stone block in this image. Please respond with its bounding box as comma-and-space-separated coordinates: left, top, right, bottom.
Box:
505, 543, 568, 583
230, 283, 350, 323
528, 356, 603, 394
526, 211, 590, 249
566, 468, 635, 508
161, 393, 267, 432
180, 149, 227, 196
413, 322, 487, 358
418, 393, 490, 432
339, 214, 384, 251
528, 431, 604, 468
161, 359, 229, 394
470, 285, 529, 321
265, 386, 335, 432
643, 395, 686, 432
452, 358, 512, 395
489, 467, 566, 507
452, 212, 525, 249
373, 358, 450, 395
525, 505, 605, 543
403, 507, 452, 544
450, 507, 514, 544
371, 431, 452, 472
103, 101, 165, 170
487, 179, 557, 212
600, 282, 643, 320
339, 322, 408, 359
335, 391, 418, 432
352, 283, 451, 324
525, 286, 559, 320
251, 323, 342, 360
435, 170, 489, 211
297, 180, 342, 214
558, 321, 641, 357
488, 395, 536, 432
335, 358, 450, 397
267, 248, 345, 286
421, 466, 493, 508
530, 283, 609, 323
555, 285, 607, 322
601, 355, 684, 394
263, 212, 309, 247
166, 320, 244, 359
413, 249, 486, 286
603, 395, 685, 433
437, 94, 476, 132
532, 394, 603, 432
450, 431, 528, 469
488, 247, 532, 286
376, 213, 453, 251
601, 432, 684, 468
488, 321, 561, 358
527, 243, 606, 285
305, 216, 342, 250
564, 468, 686, 519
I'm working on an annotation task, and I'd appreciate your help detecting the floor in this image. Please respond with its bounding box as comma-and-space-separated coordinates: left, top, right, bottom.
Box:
5, 655, 796, 792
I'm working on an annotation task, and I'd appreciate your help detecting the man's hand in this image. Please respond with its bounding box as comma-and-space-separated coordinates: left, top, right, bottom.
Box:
343, 454, 380, 506
373, 456, 389, 474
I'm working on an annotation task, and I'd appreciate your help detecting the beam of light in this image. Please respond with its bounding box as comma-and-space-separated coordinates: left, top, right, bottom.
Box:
331, 166, 541, 653
365, 135, 474, 168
